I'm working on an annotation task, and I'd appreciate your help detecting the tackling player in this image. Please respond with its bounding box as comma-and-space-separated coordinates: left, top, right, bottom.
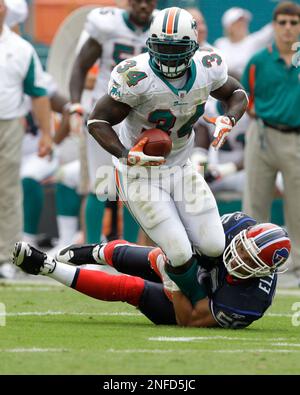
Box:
87, 7, 248, 302
12, 212, 291, 329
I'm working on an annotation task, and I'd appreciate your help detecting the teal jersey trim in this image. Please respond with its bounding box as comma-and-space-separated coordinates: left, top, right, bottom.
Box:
23, 55, 47, 97
149, 58, 197, 97
122, 11, 152, 32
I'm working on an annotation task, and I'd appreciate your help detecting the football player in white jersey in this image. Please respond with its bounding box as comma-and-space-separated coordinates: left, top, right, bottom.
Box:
87, 7, 248, 300
69, 0, 157, 244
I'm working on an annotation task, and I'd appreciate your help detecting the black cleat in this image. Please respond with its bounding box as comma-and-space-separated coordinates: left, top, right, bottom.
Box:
55, 243, 106, 266
12, 242, 56, 275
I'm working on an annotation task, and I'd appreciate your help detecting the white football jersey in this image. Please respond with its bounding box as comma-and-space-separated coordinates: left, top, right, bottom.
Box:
197, 97, 249, 164
85, 7, 153, 101
108, 49, 228, 167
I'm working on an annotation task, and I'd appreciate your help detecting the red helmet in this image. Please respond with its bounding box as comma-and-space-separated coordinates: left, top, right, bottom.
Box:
223, 223, 291, 279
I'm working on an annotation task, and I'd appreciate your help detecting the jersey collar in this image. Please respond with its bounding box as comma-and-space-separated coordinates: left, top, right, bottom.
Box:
149, 59, 197, 97
122, 11, 152, 33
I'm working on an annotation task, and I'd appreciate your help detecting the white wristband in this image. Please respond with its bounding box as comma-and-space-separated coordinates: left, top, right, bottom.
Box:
87, 119, 111, 126
232, 89, 249, 104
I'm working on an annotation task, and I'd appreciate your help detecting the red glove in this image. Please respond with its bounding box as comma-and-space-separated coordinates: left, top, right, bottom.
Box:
203, 115, 233, 150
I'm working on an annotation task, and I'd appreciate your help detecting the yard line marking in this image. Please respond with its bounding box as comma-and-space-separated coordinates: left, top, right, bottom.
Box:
213, 349, 300, 353
276, 289, 300, 296
0, 348, 68, 353
0, 311, 142, 317
107, 349, 198, 354
107, 348, 300, 354
270, 343, 300, 347
266, 313, 293, 317
12, 287, 61, 292
148, 336, 290, 343
148, 336, 262, 342
0, 279, 61, 286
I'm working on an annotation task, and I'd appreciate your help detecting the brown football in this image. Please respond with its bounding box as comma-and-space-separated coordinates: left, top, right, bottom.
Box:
136, 128, 172, 157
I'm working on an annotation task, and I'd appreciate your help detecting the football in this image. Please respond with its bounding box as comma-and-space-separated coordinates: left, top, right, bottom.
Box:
136, 128, 172, 158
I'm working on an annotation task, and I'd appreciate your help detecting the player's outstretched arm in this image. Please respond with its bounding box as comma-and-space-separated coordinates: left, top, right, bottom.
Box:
210, 76, 248, 125
87, 94, 131, 158
204, 76, 249, 150
172, 291, 218, 328
69, 37, 102, 104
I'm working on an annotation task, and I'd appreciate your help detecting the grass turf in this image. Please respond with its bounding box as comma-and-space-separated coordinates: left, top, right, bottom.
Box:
0, 280, 300, 375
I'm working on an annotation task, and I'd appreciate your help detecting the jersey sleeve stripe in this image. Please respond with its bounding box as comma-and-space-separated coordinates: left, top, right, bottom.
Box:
214, 302, 262, 317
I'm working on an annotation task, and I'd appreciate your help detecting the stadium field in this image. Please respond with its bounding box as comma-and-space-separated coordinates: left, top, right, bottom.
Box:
0, 279, 300, 375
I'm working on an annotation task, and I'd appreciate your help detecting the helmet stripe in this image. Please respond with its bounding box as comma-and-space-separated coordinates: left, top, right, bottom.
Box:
165, 7, 179, 35
173, 8, 180, 34
254, 228, 287, 248
162, 9, 169, 33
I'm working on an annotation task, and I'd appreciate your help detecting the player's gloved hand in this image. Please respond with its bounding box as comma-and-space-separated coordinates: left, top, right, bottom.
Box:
203, 115, 233, 150
122, 137, 166, 166
69, 103, 84, 135
205, 162, 237, 183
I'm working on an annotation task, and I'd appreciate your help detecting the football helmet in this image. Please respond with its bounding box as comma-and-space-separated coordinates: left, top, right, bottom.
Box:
147, 7, 199, 78
223, 223, 291, 279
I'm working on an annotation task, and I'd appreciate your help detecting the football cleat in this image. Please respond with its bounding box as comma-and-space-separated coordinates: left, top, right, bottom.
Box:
12, 242, 56, 275
55, 243, 106, 266
148, 247, 179, 300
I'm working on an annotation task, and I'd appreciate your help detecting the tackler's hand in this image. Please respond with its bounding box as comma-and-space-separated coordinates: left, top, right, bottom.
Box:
203, 115, 233, 150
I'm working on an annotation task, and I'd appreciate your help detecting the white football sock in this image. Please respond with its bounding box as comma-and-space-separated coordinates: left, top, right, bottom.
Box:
47, 260, 77, 287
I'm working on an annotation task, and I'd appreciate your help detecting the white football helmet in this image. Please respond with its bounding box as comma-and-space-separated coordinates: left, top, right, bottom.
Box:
147, 7, 199, 78
223, 223, 291, 279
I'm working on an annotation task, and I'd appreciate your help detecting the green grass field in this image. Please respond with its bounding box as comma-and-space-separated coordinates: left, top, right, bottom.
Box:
0, 279, 300, 375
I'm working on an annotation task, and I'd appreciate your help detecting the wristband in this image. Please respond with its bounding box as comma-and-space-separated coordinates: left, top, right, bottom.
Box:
69, 103, 84, 115
121, 148, 129, 158
226, 115, 236, 127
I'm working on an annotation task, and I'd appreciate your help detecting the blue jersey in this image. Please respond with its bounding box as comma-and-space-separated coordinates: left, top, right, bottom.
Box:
197, 212, 277, 329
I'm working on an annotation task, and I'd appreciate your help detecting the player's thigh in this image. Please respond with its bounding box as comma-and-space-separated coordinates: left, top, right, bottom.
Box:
174, 164, 225, 257
116, 171, 193, 265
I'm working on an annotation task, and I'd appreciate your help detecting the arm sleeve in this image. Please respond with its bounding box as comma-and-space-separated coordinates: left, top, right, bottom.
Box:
209, 51, 229, 92
84, 8, 115, 45
209, 279, 265, 329
209, 298, 258, 329
23, 49, 47, 97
